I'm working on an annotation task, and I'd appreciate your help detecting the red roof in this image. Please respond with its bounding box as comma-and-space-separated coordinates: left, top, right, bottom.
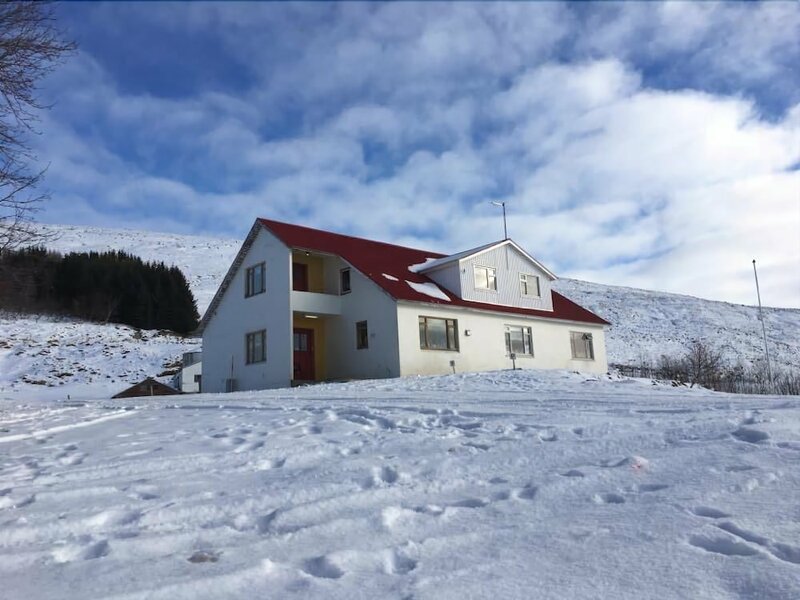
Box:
259, 218, 609, 326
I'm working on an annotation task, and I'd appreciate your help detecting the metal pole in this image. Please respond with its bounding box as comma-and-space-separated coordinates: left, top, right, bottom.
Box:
490, 201, 508, 240
752, 259, 773, 389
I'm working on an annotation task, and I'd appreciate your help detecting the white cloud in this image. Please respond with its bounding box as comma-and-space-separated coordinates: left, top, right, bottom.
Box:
33, 4, 800, 308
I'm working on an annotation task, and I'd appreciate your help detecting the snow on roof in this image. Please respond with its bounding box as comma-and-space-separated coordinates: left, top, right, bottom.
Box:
406, 280, 451, 302
408, 258, 440, 274
410, 241, 499, 273
382, 273, 399, 281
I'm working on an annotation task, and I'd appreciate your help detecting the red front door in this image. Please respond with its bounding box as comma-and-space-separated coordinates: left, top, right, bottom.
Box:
293, 263, 309, 291
293, 328, 315, 381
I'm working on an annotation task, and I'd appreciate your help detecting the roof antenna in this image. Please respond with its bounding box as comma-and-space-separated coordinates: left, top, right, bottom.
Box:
490, 201, 508, 240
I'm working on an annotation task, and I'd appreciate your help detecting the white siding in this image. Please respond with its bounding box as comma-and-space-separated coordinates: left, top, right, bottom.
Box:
424, 263, 462, 297
180, 361, 202, 393
459, 244, 554, 311
202, 229, 292, 392
397, 302, 607, 376
322, 257, 401, 380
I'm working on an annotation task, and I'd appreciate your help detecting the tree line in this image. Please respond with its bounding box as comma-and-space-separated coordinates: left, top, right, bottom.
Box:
613, 340, 799, 396
0, 246, 199, 334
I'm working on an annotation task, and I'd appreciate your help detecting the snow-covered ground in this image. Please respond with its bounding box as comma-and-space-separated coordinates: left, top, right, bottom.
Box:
1, 370, 799, 599
0, 313, 198, 401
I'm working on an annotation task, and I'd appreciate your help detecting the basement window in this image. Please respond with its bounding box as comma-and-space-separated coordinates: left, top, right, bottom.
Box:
570, 331, 595, 360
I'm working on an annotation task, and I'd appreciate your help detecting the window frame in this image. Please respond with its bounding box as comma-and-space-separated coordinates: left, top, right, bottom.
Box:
356, 320, 369, 350
418, 316, 459, 351
245, 329, 267, 364
245, 262, 266, 298
504, 325, 534, 357
340, 267, 351, 295
473, 264, 497, 292
519, 273, 541, 298
570, 331, 595, 360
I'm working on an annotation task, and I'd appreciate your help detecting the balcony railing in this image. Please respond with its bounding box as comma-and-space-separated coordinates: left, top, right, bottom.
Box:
291, 290, 341, 316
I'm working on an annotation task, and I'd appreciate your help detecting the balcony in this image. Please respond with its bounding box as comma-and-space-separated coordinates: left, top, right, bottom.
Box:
291, 290, 341, 316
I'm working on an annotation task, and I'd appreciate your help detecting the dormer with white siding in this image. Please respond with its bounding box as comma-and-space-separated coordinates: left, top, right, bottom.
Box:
415, 239, 557, 311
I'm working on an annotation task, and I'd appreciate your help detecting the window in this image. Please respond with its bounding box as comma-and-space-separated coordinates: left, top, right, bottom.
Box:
570, 331, 595, 360
520, 273, 540, 297
356, 321, 369, 349
245, 330, 266, 364
505, 325, 533, 356
340, 268, 351, 294
419, 316, 459, 351
474, 265, 497, 290
245, 263, 265, 297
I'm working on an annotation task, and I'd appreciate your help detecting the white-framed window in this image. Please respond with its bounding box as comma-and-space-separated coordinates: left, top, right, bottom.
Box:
340, 268, 351, 294
474, 265, 497, 290
519, 273, 540, 297
570, 331, 595, 360
356, 320, 368, 349
245, 330, 266, 364
245, 262, 265, 297
419, 316, 459, 351
505, 325, 533, 356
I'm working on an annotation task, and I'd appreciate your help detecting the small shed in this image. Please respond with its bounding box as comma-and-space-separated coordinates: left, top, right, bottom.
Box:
112, 377, 181, 399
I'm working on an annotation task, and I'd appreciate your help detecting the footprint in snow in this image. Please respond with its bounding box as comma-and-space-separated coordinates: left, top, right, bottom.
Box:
731, 428, 770, 444
188, 550, 220, 563
302, 555, 344, 579
688, 534, 759, 557
383, 545, 418, 575
637, 483, 669, 493
593, 492, 625, 505
691, 506, 731, 519
52, 537, 110, 563
561, 469, 585, 478
513, 485, 538, 501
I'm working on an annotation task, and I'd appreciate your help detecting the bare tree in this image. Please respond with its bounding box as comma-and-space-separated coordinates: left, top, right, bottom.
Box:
0, 2, 74, 252
685, 340, 723, 388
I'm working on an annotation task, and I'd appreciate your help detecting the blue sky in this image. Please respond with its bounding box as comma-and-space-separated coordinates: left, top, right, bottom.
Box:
33, 2, 800, 307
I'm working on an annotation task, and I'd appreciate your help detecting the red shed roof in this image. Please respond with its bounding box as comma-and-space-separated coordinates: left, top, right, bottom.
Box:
259, 219, 609, 326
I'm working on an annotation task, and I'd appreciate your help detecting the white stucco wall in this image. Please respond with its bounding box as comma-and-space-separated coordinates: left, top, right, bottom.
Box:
180, 361, 202, 393
459, 244, 554, 311
322, 258, 401, 380
396, 302, 608, 376
202, 228, 292, 392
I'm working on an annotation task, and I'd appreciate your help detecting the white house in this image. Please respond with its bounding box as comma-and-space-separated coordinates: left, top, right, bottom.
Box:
174, 351, 202, 393
199, 219, 609, 393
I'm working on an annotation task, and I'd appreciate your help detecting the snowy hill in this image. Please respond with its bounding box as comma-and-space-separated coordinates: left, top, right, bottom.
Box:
0, 312, 199, 400
553, 279, 800, 372
1, 223, 796, 399
36, 223, 799, 369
